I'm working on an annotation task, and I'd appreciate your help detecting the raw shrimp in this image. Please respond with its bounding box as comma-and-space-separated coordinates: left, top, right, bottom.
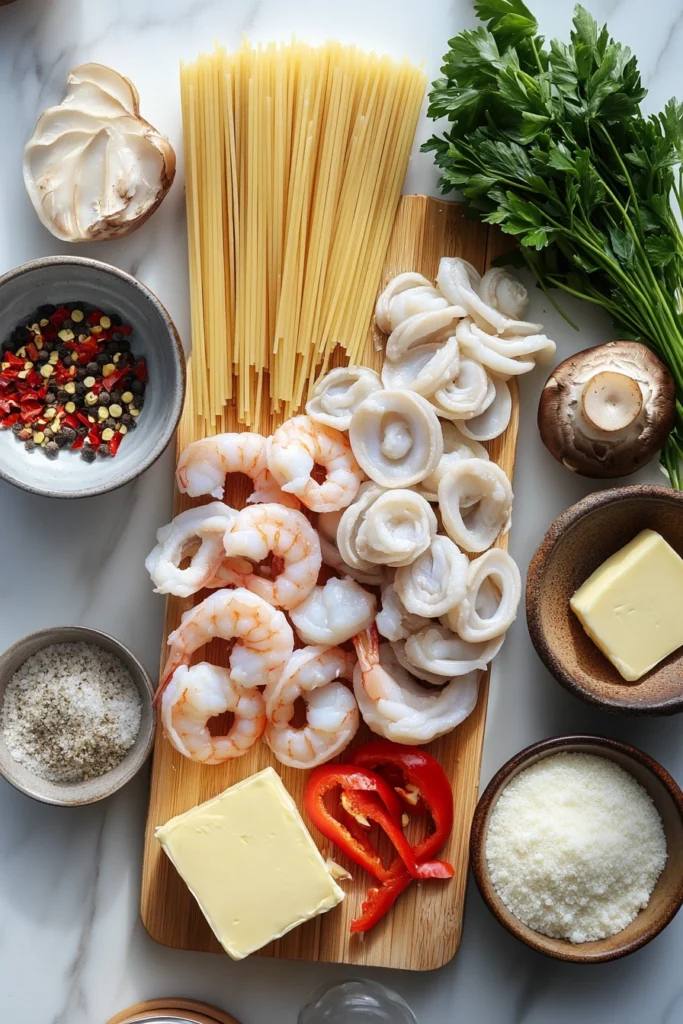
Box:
145, 502, 237, 598
176, 432, 297, 506
352, 624, 479, 744
161, 662, 266, 764
156, 587, 293, 703
210, 504, 321, 610
289, 576, 377, 645
264, 646, 359, 768
267, 415, 364, 513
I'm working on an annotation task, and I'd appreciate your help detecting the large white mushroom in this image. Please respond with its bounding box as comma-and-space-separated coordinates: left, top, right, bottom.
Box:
24, 63, 176, 241
538, 341, 676, 478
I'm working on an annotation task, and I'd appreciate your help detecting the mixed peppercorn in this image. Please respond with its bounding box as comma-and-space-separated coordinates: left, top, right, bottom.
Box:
0, 303, 147, 460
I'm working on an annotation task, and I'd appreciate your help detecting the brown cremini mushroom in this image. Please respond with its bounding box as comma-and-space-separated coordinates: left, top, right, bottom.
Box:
538, 341, 676, 478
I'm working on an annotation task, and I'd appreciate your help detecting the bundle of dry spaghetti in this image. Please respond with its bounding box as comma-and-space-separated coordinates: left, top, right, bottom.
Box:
178, 39, 426, 443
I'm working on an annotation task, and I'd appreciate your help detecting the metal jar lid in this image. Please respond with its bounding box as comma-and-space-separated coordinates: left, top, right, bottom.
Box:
107, 1000, 240, 1024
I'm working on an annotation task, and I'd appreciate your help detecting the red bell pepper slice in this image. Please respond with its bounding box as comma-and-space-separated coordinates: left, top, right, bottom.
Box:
351, 741, 454, 863
304, 765, 404, 882
339, 788, 452, 881
50, 306, 70, 326
2, 413, 20, 427
71, 434, 85, 450
134, 359, 147, 381
348, 741, 456, 934
350, 873, 413, 934
25, 341, 39, 361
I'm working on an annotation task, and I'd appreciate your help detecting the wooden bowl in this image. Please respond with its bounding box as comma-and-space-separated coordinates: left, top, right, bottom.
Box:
527, 484, 683, 714
470, 735, 683, 962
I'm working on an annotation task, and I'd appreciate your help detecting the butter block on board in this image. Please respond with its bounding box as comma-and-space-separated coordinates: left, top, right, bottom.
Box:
570, 528, 683, 681
155, 767, 344, 960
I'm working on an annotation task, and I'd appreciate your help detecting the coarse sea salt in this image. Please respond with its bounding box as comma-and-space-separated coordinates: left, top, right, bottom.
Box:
1, 641, 142, 783
486, 752, 667, 944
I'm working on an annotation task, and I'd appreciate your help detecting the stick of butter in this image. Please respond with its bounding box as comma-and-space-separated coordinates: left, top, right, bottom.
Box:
155, 767, 344, 959
570, 528, 683, 681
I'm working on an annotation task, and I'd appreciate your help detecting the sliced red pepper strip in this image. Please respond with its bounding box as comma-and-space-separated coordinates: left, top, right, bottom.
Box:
2, 413, 20, 427
25, 341, 39, 361
350, 872, 413, 934
71, 434, 85, 450
351, 740, 454, 864
340, 788, 451, 881
103, 366, 130, 392
134, 358, 148, 381
304, 765, 403, 882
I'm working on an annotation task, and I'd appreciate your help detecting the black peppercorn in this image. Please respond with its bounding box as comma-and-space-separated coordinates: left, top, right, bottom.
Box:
109, 390, 121, 404
77, 425, 88, 437
24, 438, 36, 451
45, 391, 57, 405
11, 422, 23, 436
37, 350, 49, 363
86, 361, 99, 375
131, 379, 145, 395
98, 444, 111, 457
57, 389, 69, 404
110, 313, 122, 326
121, 412, 133, 426
96, 353, 108, 367
45, 441, 59, 458
57, 345, 69, 359
99, 391, 111, 406
61, 426, 77, 442
81, 446, 96, 463
54, 432, 69, 448
38, 304, 56, 317
104, 417, 117, 430
75, 382, 86, 396
63, 355, 73, 368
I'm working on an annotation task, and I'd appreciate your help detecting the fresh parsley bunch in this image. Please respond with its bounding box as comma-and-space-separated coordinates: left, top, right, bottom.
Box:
423, 0, 683, 484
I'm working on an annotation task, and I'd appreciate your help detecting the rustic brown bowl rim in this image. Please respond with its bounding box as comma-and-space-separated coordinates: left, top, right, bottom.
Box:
526, 484, 683, 715
470, 733, 683, 963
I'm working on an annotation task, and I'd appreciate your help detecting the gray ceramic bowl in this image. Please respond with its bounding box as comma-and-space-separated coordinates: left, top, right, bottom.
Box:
0, 256, 185, 498
0, 625, 155, 805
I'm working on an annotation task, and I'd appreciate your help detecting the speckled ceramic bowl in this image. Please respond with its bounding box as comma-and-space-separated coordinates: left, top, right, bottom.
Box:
471, 735, 683, 963
527, 485, 683, 714
0, 256, 185, 498
0, 625, 155, 806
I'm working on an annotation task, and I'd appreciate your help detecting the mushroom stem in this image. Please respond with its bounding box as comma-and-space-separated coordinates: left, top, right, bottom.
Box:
581, 371, 643, 433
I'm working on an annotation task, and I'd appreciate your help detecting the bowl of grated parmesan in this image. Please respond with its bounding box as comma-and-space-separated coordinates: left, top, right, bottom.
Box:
0, 625, 155, 805
470, 735, 683, 962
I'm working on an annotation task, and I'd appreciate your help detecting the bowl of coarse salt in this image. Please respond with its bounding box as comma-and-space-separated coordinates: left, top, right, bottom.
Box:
470, 734, 683, 963
0, 625, 155, 805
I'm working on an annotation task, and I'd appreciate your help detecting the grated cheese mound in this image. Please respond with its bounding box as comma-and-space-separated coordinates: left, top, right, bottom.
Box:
486, 752, 667, 943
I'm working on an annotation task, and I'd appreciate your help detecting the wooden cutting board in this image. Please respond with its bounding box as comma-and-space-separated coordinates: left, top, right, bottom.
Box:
141, 195, 519, 971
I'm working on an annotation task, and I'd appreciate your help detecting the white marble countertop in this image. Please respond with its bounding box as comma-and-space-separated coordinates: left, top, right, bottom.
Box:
2, 0, 683, 1021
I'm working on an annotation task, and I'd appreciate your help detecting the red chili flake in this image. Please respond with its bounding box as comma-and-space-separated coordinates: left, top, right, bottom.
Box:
77, 411, 91, 428
25, 341, 39, 361
50, 306, 70, 326
2, 413, 21, 427
87, 426, 101, 447
54, 366, 72, 385
102, 367, 128, 392
109, 431, 123, 456
3, 352, 25, 368
63, 413, 79, 429
71, 434, 85, 450
20, 403, 44, 424
134, 360, 148, 382
26, 371, 44, 388
117, 324, 132, 335
86, 310, 102, 325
